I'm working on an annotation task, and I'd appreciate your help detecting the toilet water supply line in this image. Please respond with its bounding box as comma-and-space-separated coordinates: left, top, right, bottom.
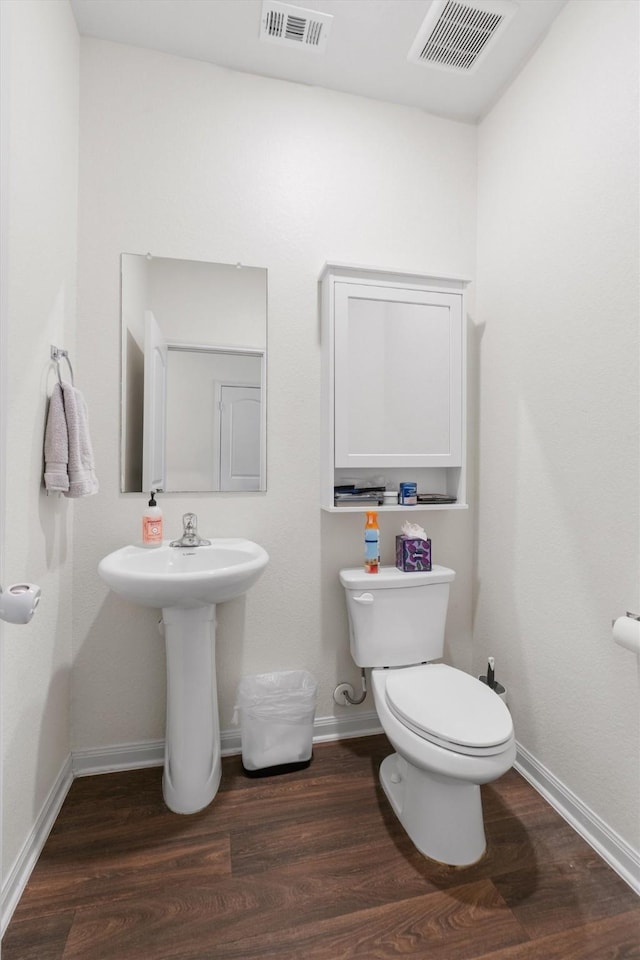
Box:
334, 668, 367, 706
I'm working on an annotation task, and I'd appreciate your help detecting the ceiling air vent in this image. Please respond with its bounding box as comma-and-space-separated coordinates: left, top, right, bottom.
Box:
260, 2, 333, 54
408, 0, 516, 73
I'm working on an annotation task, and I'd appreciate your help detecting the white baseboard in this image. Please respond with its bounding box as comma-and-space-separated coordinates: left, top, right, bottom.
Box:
222, 711, 383, 754
515, 742, 640, 896
1, 754, 73, 937
72, 739, 165, 776
313, 710, 383, 743
72, 712, 383, 776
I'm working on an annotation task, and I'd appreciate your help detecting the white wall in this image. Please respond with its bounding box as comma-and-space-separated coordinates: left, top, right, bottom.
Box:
476, 0, 639, 852
148, 258, 267, 348
2, 0, 79, 889
74, 39, 477, 752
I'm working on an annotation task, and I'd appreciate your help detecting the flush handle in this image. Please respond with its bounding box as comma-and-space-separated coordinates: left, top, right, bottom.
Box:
353, 593, 374, 605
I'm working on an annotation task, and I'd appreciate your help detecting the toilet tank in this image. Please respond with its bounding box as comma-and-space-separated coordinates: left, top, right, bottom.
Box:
339, 565, 455, 668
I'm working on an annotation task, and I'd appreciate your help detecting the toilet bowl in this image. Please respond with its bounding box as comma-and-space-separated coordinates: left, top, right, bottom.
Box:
371, 666, 515, 865
340, 564, 515, 866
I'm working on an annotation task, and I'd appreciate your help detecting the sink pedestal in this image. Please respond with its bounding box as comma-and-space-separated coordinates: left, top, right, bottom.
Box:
162, 605, 221, 814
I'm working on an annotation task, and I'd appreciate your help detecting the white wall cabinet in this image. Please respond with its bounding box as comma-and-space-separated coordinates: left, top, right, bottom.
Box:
320, 264, 468, 511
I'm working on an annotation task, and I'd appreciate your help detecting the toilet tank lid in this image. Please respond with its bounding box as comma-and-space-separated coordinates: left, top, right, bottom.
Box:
339, 565, 455, 590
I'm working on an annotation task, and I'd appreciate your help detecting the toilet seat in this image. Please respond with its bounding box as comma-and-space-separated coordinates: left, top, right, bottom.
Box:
384, 664, 513, 757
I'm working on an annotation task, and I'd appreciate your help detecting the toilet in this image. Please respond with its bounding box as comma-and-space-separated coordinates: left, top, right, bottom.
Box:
340, 564, 515, 866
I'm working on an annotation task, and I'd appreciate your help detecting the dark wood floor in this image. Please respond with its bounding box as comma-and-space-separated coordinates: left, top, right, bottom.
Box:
3, 735, 639, 959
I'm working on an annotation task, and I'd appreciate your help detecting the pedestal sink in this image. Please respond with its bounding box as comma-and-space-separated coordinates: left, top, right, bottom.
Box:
98, 539, 268, 814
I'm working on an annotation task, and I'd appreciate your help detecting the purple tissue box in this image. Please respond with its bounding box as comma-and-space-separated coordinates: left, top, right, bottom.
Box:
395, 536, 432, 572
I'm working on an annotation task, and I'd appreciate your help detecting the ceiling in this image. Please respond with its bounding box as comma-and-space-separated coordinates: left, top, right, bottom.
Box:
70, 0, 567, 124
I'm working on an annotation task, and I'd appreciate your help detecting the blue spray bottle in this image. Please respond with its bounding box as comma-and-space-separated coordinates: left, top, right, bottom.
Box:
364, 511, 380, 574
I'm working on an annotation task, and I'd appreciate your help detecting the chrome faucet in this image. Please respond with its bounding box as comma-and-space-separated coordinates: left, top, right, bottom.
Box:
170, 513, 212, 548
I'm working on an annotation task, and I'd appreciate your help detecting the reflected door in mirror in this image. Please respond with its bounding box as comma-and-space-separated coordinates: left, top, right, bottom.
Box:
219, 384, 261, 491
143, 311, 168, 493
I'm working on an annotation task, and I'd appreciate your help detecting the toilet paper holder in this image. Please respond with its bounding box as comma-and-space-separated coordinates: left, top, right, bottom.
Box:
0, 583, 41, 624
611, 611, 640, 626
612, 612, 640, 656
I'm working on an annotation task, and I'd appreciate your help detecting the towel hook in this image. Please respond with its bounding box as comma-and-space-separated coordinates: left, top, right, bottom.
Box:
50, 345, 74, 386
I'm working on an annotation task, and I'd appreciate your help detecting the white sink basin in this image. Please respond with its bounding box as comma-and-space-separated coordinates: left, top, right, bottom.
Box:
98, 538, 269, 609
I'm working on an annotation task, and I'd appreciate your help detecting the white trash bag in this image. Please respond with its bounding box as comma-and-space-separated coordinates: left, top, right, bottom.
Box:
233, 670, 318, 771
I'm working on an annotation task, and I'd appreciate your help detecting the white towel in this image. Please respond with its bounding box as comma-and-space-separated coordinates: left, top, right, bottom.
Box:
44, 382, 99, 498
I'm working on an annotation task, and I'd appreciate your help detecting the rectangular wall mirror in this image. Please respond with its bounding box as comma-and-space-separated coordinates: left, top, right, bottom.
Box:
121, 254, 267, 493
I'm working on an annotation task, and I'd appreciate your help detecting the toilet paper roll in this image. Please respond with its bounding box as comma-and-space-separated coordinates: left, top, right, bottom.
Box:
0, 584, 41, 624
613, 616, 640, 655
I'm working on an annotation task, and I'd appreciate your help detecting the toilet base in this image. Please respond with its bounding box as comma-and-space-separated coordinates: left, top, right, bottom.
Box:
379, 753, 487, 866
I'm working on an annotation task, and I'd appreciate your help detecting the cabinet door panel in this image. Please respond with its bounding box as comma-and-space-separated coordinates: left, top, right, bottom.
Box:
334, 283, 462, 469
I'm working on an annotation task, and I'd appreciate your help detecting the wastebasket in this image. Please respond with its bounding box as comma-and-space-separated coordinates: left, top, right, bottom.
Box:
234, 670, 318, 772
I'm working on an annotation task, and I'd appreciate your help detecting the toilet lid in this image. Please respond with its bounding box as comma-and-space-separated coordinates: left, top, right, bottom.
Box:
385, 664, 513, 755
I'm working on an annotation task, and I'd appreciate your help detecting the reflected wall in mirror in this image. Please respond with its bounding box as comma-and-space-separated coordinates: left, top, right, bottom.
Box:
121, 254, 267, 493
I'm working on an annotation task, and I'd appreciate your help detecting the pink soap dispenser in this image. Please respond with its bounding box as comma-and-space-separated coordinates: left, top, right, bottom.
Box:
142, 491, 163, 547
